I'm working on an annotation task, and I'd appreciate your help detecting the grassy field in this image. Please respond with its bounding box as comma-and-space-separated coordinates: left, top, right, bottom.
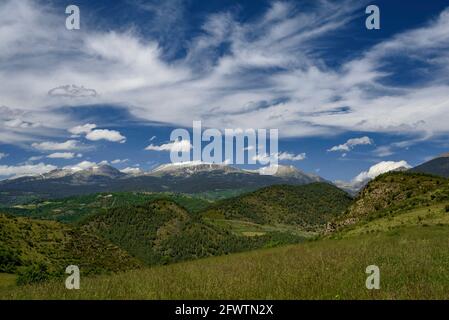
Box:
337, 202, 449, 238
2, 223, 449, 300
0, 274, 16, 290
206, 218, 316, 238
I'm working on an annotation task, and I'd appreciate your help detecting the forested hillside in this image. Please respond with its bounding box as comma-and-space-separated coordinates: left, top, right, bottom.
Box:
203, 183, 352, 231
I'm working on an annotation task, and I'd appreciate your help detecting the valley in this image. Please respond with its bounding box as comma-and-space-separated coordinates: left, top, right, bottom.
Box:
1, 155, 449, 299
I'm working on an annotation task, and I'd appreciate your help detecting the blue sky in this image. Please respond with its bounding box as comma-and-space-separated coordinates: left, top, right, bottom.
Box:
1, 0, 449, 182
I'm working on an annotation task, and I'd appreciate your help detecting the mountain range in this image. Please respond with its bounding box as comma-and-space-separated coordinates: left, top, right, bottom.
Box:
2, 152, 449, 205
0, 162, 325, 205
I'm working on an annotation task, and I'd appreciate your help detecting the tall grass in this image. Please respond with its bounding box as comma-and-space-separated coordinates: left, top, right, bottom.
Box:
2, 225, 449, 300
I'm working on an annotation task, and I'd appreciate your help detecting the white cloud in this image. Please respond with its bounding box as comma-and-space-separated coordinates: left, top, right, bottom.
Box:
0, 152, 8, 160
49, 85, 97, 98
69, 123, 97, 135
372, 146, 394, 157
372, 138, 423, 158
353, 160, 411, 183
328, 136, 373, 152
253, 151, 306, 162
46, 152, 81, 159
145, 140, 192, 152
120, 167, 142, 174
4, 118, 36, 128
65, 161, 97, 172
85, 129, 126, 143
277, 152, 307, 161
111, 159, 129, 164
28, 155, 43, 162
0, 163, 57, 178
1, 0, 449, 146
32, 140, 79, 151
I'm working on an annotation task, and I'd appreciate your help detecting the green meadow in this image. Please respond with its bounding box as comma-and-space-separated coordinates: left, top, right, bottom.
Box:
2, 223, 449, 300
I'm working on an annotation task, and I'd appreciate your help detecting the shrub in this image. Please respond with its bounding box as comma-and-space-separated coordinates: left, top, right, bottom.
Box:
445, 204, 449, 213
16, 263, 50, 286
0, 247, 22, 273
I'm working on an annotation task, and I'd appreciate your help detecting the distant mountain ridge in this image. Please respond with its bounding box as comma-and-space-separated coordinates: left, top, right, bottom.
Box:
410, 154, 449, 178
0, 163, 327, 205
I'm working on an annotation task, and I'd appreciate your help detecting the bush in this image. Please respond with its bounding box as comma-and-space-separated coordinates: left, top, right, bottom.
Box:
0, 247, 22, 273
16, 263, 50, 286
445, 204, 449, 213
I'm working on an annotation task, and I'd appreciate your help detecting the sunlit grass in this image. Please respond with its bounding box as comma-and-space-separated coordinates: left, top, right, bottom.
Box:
2, 225, 449, 300
340, 203, 449, 238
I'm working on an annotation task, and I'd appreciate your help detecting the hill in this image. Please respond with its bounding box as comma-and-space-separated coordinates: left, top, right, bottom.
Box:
80, 199, 306, 266
1, 192, 212, 223
327, 171, 449, 232
410, 154, 449, 178
0, 214, 141, 281
203, 183, 352, 231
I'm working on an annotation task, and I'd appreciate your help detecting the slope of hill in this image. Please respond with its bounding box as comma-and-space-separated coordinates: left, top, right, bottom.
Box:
410, 154, 449, 178
0, 164, 326, 205
0, 214, 141, 279
4, 223, 449, 299
80, 199, 306, 266
204, 183, 352, 231
347, 172, 448, 219
2, 192, 212, 223
327, 171, 449, 232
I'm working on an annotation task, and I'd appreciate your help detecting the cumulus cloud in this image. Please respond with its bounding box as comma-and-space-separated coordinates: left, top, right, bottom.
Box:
328, 136, 373, 152
46, 152, 82, 159
0, 163, 57, 178
32, 140, 79, 151
0, 152, 8, 160
69, 123, 97, 135
353, 160, 411, 183
85, 129, 126, 143
64, 161, 97, 172
120, 167, 142, 174
145, 140, 192, 152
